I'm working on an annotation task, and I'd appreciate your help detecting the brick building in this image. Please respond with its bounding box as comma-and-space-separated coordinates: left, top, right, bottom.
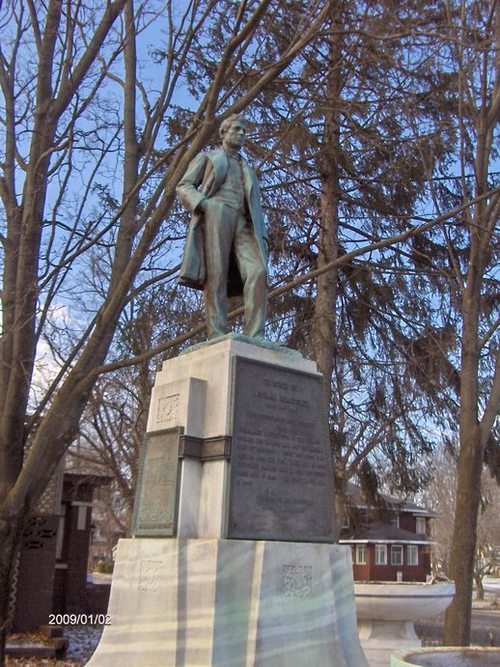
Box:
339, 483, 434, 582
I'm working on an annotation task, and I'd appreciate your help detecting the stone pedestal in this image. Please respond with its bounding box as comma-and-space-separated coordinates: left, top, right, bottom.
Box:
359, 620, 420, 667
87, 337, 368, 666
87, 538, 366, 666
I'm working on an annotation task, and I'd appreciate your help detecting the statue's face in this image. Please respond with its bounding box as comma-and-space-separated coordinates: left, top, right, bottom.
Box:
222, 120, 246, 151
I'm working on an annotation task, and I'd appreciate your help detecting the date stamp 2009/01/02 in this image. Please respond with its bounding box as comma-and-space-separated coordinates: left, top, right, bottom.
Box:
48, 613, 111, 626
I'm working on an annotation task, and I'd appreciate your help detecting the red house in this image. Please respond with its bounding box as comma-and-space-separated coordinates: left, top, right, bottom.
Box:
339, 483, 434, 582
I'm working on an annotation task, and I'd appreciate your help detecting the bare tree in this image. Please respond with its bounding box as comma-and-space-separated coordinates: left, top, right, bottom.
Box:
0, 0, 331, 657
254, 2, 499, 639
440, 0, 500, 645
246, 0, 463, 514
425, 448, 500, 601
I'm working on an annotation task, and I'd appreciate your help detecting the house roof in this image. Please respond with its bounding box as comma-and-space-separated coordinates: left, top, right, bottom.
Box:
345, 481, 436, 517
340, 521, 433, 545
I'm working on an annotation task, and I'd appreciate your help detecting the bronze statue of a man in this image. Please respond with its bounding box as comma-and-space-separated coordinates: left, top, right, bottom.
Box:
176, 114, 268, 340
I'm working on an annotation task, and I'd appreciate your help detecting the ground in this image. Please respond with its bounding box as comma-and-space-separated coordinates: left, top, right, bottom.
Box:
6, 625, 102, 666
416, 579, 500, 647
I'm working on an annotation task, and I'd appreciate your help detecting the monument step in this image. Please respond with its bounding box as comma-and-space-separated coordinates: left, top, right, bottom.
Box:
87, 537, 368, 667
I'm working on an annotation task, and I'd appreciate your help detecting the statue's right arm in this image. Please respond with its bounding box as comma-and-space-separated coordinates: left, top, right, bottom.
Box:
176, 152, 209, 213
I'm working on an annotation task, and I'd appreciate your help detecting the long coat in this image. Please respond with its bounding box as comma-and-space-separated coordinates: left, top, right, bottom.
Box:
176, 148, 268, 297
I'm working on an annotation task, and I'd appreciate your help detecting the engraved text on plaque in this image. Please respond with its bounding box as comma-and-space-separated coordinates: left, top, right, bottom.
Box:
133, 428, 181, 537
228, 358, 335, 542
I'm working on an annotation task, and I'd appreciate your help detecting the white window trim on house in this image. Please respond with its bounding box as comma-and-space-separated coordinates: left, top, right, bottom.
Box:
77, 505, 88, 531
416, 516, 426, 535
356, 544, 367, 565
391, 544, 403, 566
375, 544, 387, 565
56, 503, 66, 560
407, 544, 419, 566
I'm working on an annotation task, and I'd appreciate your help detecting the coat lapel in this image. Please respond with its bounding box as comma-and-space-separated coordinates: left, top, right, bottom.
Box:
205, 150, 229, 195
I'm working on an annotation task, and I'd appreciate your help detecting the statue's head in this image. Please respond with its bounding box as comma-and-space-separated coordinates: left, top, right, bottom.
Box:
219, 114, 248, 137
220, 114, 248, 151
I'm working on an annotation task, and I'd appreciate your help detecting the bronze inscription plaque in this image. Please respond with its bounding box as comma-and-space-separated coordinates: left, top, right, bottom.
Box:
132, 428, 181, 537
227, 358, 335, 542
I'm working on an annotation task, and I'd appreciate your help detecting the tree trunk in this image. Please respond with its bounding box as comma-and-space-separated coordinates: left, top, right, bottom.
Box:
109, 0, 140, 294
312, 2, 343, 388
0, 516, 26, 666
311, 3, 344, 541
443, 243, 483, 643
444, 425, 483, 644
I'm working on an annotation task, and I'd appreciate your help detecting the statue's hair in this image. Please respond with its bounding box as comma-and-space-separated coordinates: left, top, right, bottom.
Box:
219, 114, 248, 137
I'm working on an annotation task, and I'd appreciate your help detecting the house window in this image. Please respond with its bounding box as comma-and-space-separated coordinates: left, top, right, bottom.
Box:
391, 514, 400, 528
416, 517, 426, 535
407, 545, 419, 566
391, 545, 403, 566
356, 545, 367, 564
375, 544, 387, 565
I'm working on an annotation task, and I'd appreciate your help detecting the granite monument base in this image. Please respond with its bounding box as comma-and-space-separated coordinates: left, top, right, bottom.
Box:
88, 338, 368, 665
87, 537, 367, 666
